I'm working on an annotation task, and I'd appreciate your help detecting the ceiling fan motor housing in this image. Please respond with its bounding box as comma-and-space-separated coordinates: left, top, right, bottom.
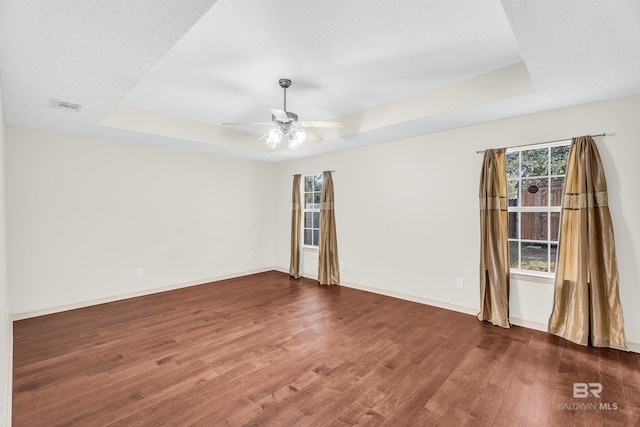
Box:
221, 77, 342, 146
272, 111, 298, 124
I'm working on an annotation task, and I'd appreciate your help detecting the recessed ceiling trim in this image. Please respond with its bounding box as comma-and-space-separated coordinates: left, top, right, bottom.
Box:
99, 104, 262, 151
336, 62, 535, 136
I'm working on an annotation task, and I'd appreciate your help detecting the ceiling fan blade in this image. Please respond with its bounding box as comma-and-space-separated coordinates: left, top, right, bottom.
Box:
222, 122, 273, 126
304, 129, 323, 143
299, 120, 343, 128
270, 108, 291, 123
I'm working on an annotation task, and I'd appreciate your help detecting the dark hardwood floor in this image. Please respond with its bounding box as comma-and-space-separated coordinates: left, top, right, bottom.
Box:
12, 271, 640, 426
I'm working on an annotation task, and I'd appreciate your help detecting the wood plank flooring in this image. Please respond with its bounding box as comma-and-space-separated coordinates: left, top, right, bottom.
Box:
12, 271, 640, 426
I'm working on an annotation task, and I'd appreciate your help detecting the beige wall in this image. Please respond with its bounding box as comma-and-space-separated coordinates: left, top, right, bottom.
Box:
0, 84, 11, 425
273, 95, 640, 348
6, 127, 275, 315
5, 94, 639, 352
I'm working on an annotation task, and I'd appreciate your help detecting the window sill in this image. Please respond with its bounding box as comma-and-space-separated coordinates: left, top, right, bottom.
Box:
510, 270, 555, 285
303, 245, 319, 252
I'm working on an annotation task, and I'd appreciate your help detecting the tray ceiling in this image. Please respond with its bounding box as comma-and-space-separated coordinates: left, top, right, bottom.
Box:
1, 0, 639, 161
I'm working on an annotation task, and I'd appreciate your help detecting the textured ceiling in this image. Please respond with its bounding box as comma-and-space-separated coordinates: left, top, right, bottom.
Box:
1, 0, 639, 162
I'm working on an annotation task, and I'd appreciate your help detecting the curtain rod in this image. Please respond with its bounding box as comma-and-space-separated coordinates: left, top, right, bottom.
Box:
476, 133, 607, 154
293, 170, 336, 176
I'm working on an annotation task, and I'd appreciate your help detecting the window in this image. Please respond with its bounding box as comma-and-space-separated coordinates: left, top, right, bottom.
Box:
303, 173, 322, 247
506, 142, 570, 275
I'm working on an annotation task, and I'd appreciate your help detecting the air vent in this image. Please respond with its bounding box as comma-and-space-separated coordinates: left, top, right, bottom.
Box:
49, 99, 82, 112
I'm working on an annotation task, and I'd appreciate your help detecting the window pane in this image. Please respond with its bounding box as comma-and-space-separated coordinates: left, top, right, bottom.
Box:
506, 151, 519, 179
305, 176, 313, 192
312, 230, 319, 246
508, 212, 518, 239
550, 212, 560, 241
313, 174, 323, 191
521, 243, 549, 272
550, 244, 558, 272
305, 193, 313, 208
508, 180, 519, 207
522, 178, 548, 207
509, 241, 519, 268
304, 229, 312, 246
549, 177, 564, 206
507, 143, 568, 275
521, 148, 548, 177
551, 145, 570, 175
304, 212, 313, 228
312, 212, 319, 228
521, 212, 548, 241
314, 192, 321, 209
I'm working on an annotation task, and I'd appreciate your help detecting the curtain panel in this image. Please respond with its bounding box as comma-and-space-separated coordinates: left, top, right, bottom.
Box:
478, 148, 511, 328
548, 136, 626, 349
289, 174, 302, 279
318, 171, 340, 285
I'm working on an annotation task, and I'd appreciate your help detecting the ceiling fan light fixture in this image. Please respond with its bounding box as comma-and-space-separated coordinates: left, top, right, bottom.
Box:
287, 138, 300, 150
223, 78, 342, 150
294, 128, 306, 143
266, 127, 283, 146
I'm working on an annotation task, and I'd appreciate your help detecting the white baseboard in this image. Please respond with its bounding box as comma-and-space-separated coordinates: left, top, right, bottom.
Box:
274, 267, 320, 281
339, 282, 640, 353
338, 280, 478, 316
10, 267, 274, 321
509, 316, 548, 332
627, 341, 640, 353
281, 268, 478, 317
13, 268, 640, 355
279, 270, 640, 354
508, 317, 640, 353
274, 267, 297, 277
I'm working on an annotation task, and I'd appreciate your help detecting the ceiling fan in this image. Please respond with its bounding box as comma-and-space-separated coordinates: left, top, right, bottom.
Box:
222, 78, 343, 149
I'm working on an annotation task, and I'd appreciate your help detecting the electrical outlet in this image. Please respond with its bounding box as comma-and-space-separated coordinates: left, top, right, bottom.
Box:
340, 261, 345, 269
347, 261, 353, 270
136, 267, 144, 277
246, 252, 252, 260
455, 278, 464, 289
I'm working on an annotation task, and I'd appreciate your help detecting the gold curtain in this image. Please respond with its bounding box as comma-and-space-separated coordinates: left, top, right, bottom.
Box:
318, 171, 340, 285
289, 174, 302, 279
548, 136, 626, 349
478, 148, 511, 328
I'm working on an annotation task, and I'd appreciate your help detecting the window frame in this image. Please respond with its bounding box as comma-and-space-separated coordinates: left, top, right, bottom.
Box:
302, 173, 322, 248
506, 140, 570, 279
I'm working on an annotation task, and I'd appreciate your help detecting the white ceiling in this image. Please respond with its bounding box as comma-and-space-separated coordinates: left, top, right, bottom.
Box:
1, 0, 639, 162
